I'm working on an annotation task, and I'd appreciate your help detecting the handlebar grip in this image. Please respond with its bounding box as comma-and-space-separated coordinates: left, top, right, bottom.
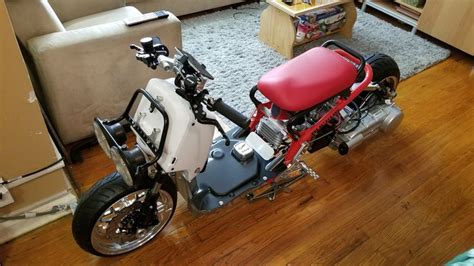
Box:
213, 99, 249, 129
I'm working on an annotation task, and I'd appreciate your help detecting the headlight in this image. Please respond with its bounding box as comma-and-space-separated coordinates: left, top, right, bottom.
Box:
93, 122, 111, 157
93, 118, 127, 158
110, 146, 146, 186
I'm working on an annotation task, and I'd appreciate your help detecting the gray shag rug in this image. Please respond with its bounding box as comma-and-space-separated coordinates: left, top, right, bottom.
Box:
182, 3, 450, 116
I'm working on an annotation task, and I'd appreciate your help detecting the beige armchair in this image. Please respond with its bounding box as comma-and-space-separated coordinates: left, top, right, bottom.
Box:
6, 0, 182, 144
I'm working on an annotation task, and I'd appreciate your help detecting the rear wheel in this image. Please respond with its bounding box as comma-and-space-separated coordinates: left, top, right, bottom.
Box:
357, 53, 400, 94
72, 172, 177, 256
352, 53, 400, 109
340, 53, 401, 133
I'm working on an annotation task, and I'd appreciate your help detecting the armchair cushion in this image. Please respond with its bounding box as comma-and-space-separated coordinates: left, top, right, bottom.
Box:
5, 0, 65, 45
49, 0, 126, 22
64, 6, 142, 30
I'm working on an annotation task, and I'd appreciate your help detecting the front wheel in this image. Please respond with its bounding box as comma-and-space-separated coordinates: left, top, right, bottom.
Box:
72, 172, 177, 256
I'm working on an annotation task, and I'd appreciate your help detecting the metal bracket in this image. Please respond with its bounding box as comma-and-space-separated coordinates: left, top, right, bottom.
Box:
0, 178, 15, 208
246, 160, 319, 202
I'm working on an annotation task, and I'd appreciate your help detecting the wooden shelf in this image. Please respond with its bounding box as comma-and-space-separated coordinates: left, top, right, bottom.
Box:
362, 0, 418, 33
260, 0, 357, 58
267, 0, 351, 17
362, 0, 473, 53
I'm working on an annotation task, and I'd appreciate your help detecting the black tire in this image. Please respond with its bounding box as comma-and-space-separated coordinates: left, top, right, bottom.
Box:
357, 53, 400, 86
72, 172, 177, 256
353, 53, 401, 107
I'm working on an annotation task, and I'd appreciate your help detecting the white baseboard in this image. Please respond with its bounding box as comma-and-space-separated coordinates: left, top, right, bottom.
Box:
0, 192, 77, 244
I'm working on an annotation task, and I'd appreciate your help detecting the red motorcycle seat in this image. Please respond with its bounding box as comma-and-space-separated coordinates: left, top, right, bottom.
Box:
257, 47, 358, 112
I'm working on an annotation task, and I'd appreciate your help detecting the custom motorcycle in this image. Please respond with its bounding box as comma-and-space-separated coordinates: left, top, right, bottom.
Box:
72, 36, 403, 256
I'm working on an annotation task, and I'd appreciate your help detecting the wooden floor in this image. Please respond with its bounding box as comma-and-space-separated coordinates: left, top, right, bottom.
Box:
1, 52, 473, 265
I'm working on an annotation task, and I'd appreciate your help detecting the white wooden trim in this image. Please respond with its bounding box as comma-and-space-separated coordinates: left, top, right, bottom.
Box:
5, 160, 65, 189
0, 192, 76, 244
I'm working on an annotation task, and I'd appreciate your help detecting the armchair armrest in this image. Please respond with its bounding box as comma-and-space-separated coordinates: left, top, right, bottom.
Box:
27, 15, 182, 144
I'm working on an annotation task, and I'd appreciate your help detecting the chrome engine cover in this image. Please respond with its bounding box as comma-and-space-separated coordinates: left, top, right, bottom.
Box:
331, 103, 403, 152
256, 117, 288, 148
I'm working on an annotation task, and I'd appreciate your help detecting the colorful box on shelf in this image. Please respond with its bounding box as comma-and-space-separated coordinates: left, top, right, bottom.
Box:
295, 5, 346, 43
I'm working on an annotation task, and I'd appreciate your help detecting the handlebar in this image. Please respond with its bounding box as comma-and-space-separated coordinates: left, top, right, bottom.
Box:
212, 98, 250, 129
130, 36, 249, 145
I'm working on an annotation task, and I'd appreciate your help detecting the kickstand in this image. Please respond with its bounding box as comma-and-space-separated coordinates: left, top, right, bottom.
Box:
246, 160, 320, 202
246, 171, 306, 202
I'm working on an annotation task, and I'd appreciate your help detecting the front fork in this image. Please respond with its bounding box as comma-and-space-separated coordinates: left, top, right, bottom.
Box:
136, 180, 162, 228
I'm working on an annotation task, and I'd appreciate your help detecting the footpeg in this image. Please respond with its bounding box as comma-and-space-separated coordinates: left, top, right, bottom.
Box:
299, 161, 320, 180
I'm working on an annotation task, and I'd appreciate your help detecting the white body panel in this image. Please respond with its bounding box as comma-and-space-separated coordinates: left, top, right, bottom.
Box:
133, 78, 215, 181
245, 132, 274, 161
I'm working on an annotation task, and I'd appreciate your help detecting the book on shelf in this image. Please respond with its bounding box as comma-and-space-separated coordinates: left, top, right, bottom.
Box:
394, 0, 424, 14
395, 5, 420, 20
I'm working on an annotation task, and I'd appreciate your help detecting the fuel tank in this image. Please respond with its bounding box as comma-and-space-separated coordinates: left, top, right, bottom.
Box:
133, 78, 215, 181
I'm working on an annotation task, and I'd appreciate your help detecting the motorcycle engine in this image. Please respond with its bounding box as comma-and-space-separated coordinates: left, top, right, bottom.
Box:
331, 102, 403, 155
254, 101, 335, 153
256, 117, 288, 149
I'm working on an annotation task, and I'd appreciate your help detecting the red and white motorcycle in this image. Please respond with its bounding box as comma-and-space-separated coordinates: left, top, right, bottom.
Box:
72, 37, 403, 256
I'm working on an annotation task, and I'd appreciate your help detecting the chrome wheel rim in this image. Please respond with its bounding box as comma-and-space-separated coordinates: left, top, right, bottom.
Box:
91, 189, 174, 255
381, 75, 399, 93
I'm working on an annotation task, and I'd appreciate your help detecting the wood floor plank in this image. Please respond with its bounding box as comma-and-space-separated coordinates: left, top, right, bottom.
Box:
337, 156, 474, 265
